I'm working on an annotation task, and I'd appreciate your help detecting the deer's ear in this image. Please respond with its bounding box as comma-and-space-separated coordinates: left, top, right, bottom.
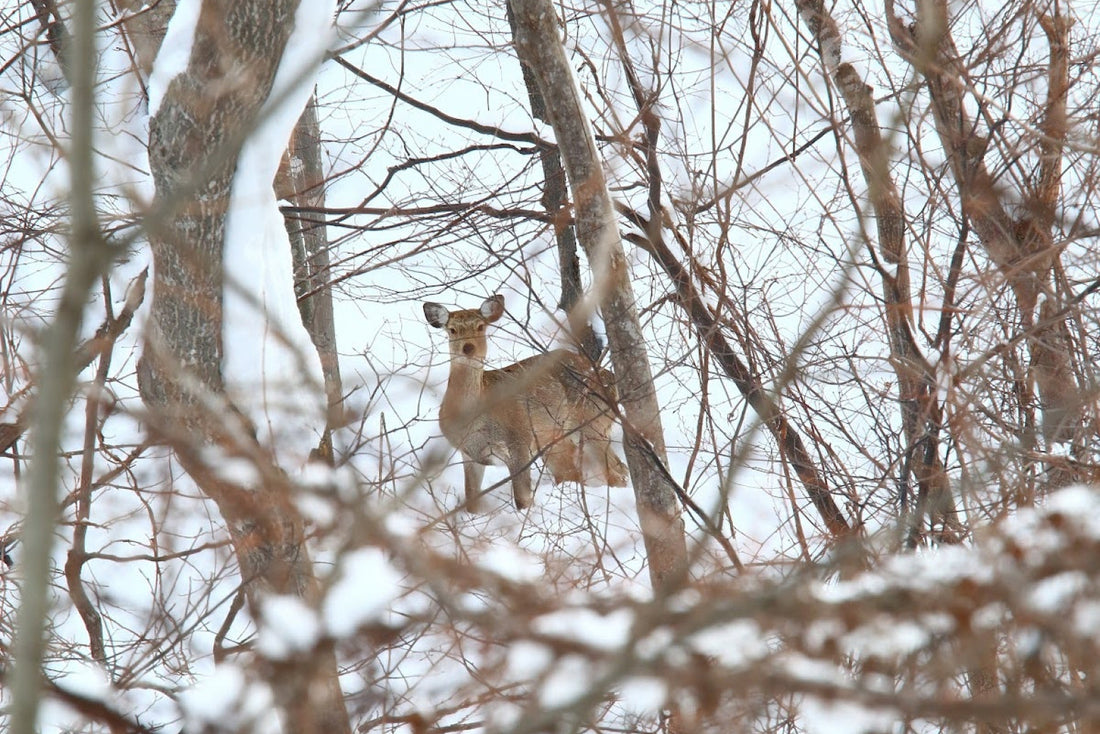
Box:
423, 302, 450, 328
481, 295, 505, 322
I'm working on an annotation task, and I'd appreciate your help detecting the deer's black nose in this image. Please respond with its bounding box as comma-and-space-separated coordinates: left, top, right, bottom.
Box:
463, 343, 475, 356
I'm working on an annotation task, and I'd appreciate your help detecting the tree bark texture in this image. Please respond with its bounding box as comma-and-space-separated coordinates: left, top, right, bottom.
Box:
508, 0, 689, 594
137, 3, 351, 733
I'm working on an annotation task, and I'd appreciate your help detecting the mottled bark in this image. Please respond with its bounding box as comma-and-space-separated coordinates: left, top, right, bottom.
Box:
505, 4, 600, 361
509, 0, 689, 595
278, 93, 344, 463
796, 0, 959, 542
137, 3, 350, 733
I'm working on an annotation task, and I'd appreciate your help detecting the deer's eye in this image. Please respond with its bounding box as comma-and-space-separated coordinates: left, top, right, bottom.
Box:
448, 328, 456, 335
477, 324, 485, 332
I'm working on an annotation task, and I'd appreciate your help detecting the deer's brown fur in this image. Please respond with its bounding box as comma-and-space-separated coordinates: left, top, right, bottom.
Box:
424, 295, 628, 510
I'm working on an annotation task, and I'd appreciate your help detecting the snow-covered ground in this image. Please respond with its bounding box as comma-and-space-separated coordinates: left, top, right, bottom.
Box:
0, 1, 1098, 732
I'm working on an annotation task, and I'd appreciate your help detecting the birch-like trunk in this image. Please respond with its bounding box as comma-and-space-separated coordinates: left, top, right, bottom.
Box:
508, 0, 688, 594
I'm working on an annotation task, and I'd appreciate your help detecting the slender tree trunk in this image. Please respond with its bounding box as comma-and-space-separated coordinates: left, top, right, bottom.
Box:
508, 0, 688, 595
137, 3, 351, 733
508, 0, 689, 597
278, 93, 344, 463
887, 0, 1088, 476
505, 4, 601, 362
796, 0, 960, 543
621, 208, 855, 541
11, 1, 112, 731
510, 6, 690, 725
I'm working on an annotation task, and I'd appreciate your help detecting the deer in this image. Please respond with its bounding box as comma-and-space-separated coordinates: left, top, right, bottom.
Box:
423, 294, 629, 511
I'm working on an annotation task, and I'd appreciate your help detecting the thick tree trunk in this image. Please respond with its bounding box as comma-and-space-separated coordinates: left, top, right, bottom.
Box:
137, 3, 351, 733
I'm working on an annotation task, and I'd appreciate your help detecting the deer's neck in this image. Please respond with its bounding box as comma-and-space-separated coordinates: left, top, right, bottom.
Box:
440, 357, 486, 431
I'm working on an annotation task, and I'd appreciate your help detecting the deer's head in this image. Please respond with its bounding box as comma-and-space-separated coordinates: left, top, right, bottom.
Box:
423, 294, 505, 363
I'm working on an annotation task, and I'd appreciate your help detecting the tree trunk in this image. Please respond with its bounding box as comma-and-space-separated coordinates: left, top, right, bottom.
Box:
137, 3, 351, 733
505, 4, 601, 362
510, 7, 690, 726
796, 0, 960, 543
507, 0, 688, 594
621, 210, 855, 542
277, 93, 344, 464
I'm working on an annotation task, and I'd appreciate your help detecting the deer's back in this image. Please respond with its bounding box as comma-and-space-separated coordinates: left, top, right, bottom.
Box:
484, 349, 616, 425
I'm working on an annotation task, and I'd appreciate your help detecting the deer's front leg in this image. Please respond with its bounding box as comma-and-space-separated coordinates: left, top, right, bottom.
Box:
463, 457, 486, 513
506, 440, 534, 510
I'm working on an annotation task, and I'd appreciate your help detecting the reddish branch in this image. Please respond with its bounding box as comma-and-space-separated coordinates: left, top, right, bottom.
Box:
621, 209, 854, 540
601, 0, 852, 541
332, 55, 550, 147
886, 0, 1085, 450
796, 0, 961, 542
0, 268, 147, 456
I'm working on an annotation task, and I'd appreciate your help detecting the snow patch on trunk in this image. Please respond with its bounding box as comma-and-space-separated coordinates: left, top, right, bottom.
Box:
147, 0, 201, 116
222, 0, 337, 468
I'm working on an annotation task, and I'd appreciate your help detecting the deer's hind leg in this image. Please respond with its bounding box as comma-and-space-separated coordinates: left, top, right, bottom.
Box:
582, 414, 629, 487
579, 435, 628, 486
543, 436, 584, 484
600, 441, 629, 486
